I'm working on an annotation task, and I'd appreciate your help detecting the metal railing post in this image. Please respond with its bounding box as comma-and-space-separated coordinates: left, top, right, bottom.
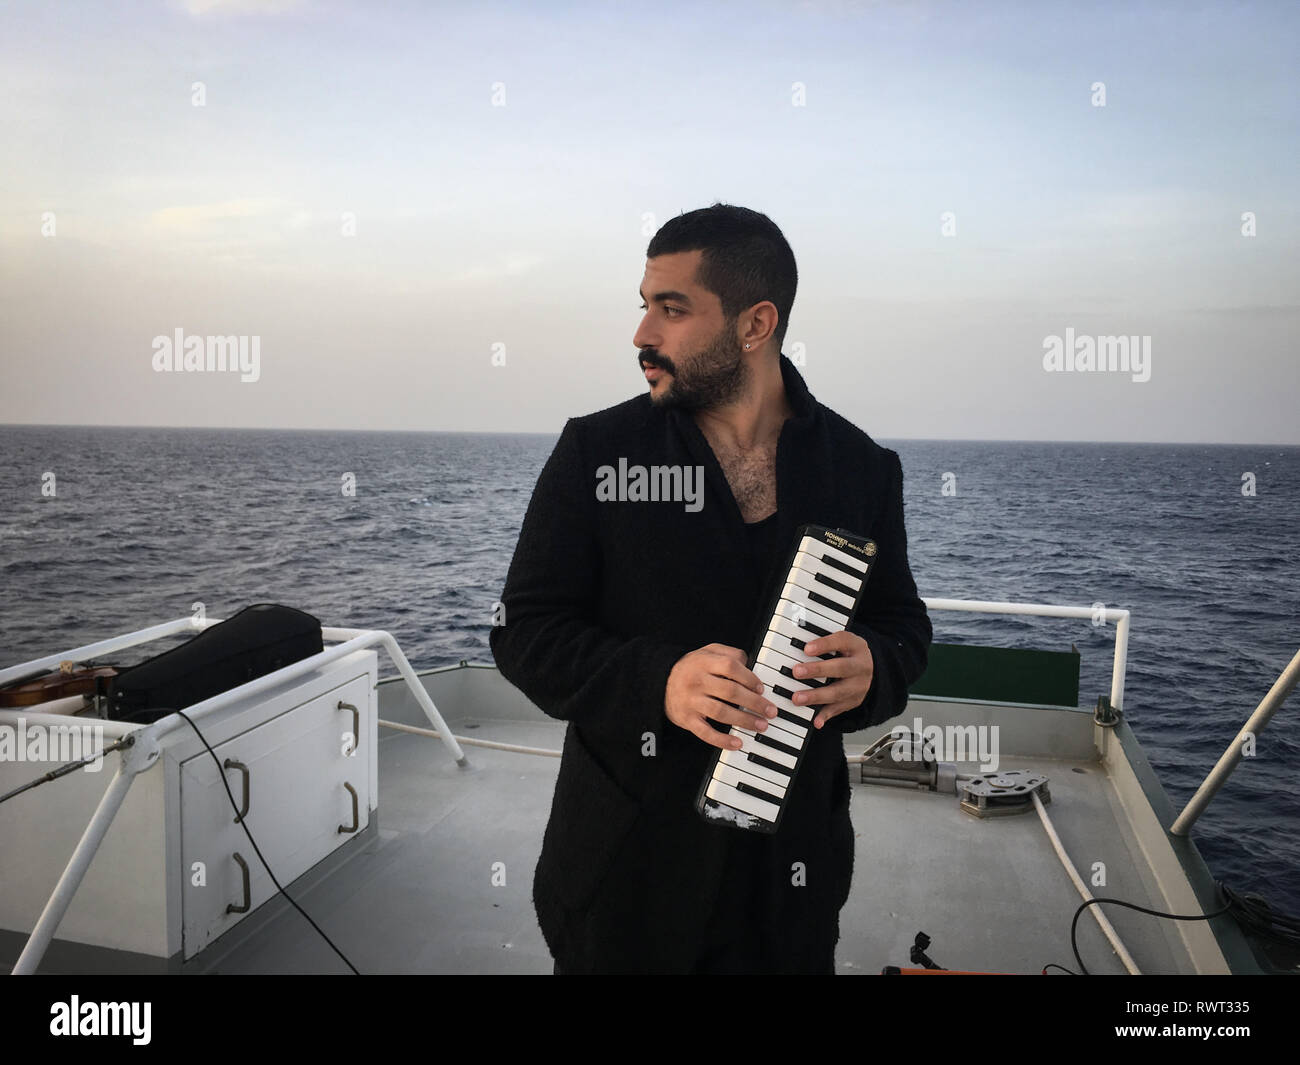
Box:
10, 725, 161, 975
1170, 647, 1300, 837
1111, 610, 1130, 714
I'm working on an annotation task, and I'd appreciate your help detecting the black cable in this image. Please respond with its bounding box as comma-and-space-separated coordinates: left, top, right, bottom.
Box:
1218, 881, 1300, 947
1067, 895, 1233, 975
1041, 962, 1078, 975
174, 710, 360, 975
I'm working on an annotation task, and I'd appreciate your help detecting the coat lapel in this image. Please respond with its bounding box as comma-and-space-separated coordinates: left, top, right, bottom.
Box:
666, 404, 746, 530
773, 353, 836, 546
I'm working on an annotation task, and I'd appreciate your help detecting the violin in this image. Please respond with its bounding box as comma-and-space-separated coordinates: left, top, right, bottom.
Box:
0, 662, 119, 708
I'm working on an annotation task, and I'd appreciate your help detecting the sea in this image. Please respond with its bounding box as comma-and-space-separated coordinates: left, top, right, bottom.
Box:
2, 425, 1298, 926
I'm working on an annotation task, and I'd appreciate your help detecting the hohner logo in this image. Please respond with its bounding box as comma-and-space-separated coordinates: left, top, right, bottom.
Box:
825, 531, 873, 557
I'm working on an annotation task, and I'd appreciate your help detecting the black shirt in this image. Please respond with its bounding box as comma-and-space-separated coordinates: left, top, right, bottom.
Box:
743, 509, 781, 579
742, 509, 784, 652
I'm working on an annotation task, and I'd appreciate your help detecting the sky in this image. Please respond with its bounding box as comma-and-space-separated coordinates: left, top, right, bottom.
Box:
1, 0, 1297, 443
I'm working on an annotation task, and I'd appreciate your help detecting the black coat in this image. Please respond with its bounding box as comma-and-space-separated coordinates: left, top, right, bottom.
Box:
490, 354, 932, 973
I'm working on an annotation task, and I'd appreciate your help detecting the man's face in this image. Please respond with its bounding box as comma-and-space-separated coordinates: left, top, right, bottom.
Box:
633, 250, 748, 412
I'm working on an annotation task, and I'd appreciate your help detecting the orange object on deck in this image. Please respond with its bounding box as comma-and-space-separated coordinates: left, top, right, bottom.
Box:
880, 965, 1019, 975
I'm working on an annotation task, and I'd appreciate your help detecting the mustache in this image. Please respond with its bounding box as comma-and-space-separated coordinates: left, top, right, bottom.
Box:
638, 350, 675, 373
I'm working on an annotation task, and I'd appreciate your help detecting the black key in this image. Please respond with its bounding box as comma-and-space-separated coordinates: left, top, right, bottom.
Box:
817, 551, 864, 579
779, 664, 827, 688
813, 571, 857, 599
736, 778, 784, 803
755, 731, 800, 757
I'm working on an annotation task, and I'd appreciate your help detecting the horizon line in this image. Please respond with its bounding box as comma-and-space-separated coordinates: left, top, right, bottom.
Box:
1, 422, 1297, 448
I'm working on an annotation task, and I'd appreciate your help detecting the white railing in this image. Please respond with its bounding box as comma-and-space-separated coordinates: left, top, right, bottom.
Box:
922, 598, 1298, 840
923, 597, 1131, 713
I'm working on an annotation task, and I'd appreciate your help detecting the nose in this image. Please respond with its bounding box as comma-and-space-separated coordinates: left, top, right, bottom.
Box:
632, 311, 658, 354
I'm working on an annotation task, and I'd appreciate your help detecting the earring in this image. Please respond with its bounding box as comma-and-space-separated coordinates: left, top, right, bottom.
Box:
744, 344, 750, 349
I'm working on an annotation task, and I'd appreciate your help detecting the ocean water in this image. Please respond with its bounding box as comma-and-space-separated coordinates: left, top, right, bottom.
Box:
2, 426, 1297, 921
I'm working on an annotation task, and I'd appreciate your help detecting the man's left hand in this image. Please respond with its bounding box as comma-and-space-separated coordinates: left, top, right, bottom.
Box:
791, 630, 874, 729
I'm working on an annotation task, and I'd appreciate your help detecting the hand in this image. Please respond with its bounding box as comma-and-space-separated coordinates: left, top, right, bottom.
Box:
790, 630, 874, 729
665, 643, 778, 751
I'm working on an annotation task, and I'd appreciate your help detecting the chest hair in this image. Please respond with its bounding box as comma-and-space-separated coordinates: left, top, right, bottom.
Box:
710, 438, 779, 523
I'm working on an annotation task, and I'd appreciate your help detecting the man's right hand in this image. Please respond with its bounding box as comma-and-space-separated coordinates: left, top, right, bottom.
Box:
664, 643, 778, 751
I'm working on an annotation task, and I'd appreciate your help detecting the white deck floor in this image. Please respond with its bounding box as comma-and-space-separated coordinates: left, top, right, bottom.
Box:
175, 676, 1200, 975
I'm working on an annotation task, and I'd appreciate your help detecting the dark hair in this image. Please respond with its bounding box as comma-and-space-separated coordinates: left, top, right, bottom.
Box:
645, 203, 797, 349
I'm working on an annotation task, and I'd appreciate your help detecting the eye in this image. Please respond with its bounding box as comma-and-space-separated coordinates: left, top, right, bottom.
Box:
638, 303, 682, 316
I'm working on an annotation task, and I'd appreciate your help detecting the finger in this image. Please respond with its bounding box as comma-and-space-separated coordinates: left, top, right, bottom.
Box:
788, 679, 839, 707
701, 696, 773, 733
788, 661, 872, 699
689, 714, 743, 751
708, 654, 764, 696
791, 676, 868, 710
813, 703, 854, 729
788, 656, 854, 683
705, 644, 749, 665
701, 677, 775, 721
802, 630, 864, 657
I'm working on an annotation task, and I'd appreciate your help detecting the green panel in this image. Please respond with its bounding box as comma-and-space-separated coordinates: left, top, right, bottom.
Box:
909, 643, 1081, 708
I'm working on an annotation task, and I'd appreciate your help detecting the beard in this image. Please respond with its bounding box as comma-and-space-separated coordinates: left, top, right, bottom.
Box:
639, 325, 749, 412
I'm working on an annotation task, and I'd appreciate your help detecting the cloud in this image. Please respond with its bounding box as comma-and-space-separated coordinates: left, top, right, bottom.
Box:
177, 0, 306, 16
145, 198, 321, 266
1188, 304, 1300, 318
446, 252, 545, 283
1069, 190, 1207, 234
150, 198, 288, 232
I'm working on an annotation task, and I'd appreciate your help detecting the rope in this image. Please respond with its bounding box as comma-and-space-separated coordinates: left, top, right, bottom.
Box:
1031, 790, 1141, 974
378, 718, 561, 757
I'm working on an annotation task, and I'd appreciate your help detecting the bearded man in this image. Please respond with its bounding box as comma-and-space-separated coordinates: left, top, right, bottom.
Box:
490, 203, 931, 974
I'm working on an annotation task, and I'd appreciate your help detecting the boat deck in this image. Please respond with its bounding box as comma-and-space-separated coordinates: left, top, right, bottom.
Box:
168, 667, 1211, 976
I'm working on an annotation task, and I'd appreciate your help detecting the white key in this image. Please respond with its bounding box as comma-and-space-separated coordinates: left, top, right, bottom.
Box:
797, 535, 869, 575
761, 623, 821, 665
759, 663, 816, 702
720, 748, 792, 789
712, 760, 787, 801
772, 598, 845, 641
754, 663, 818, 719
756, 643, 822, 681
706, 778, 780, 824
787, 566, 856, 613
779, 581, 851, 628
771, 716, 808, 744
729, 727, 797, 768
791, 549, 863, 599
759, 715, 812, 743
751, 710, 808, 746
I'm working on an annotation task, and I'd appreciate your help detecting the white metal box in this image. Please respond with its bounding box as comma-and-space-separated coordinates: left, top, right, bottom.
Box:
0, 649, 378, 965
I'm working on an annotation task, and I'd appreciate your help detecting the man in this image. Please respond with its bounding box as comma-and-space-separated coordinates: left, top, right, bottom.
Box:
490, 203, 931, 974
